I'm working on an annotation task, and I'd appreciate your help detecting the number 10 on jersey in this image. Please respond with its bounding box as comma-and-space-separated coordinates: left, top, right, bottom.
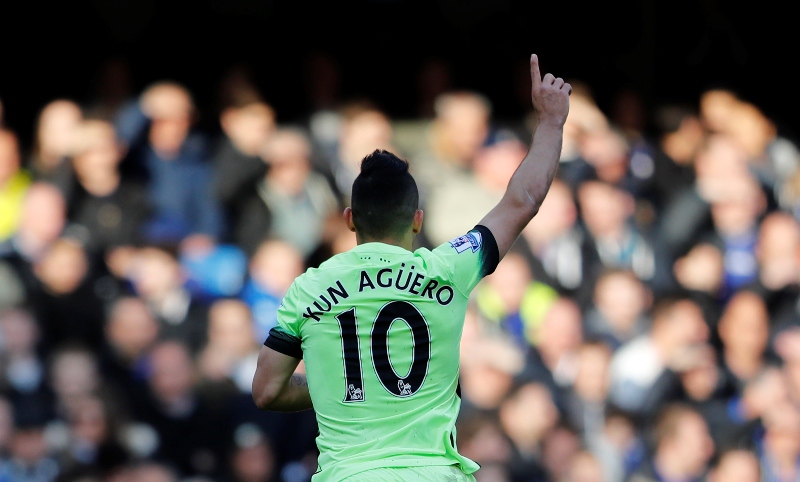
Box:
336, 301, 432, 402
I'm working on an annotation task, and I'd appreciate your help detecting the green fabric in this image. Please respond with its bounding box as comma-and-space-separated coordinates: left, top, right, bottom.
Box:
275, 230, 492, 481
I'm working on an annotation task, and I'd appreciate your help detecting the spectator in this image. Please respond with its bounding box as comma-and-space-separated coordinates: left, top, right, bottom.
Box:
520, 178, 585, 296
716, 289, 771, 394
750, 211, 800, 320
196, 299, 259, 398
498, 381, 559, 482
670, 242, 725, 327
27, 237, 107, 353
97, 296, 159, 420
608, 295, 709, 418
0, 409, 59, 482
459, 335, 526, 417
228, 423, 279, 482
0, 397, 12, 459
0, 128, 31, 243
563, 340, 614, 440
576, 179, 656, 296
230, 126, 339, 259
212, 93, 276, 235
423, 132, 526, 247
137, 340, 230, 479
583, 269, 652, 351
406, 90, 493, 204
0, 182, 67, 294
562, 449, 606, 482
127, 246, 210, 354
66, 119, 150, 259
239, 239, 305, 344
115, 80, 224, 249
0, 308, 54, 425
707, 449, 761, 482
26, 99, 82, 197
50, 394, 130, 480
520, 296, 584, 411
627, 404, 714, 482
473, 249, 559, 349
317, 101, 398, 203
757, 402, 800, 482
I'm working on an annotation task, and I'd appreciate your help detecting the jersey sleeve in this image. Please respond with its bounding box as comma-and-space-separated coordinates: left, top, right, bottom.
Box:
430, 224, 500, 296
263, 281, 304, 359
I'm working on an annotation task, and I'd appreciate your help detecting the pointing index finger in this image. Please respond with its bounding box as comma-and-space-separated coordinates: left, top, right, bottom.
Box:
530, 54, 541, 91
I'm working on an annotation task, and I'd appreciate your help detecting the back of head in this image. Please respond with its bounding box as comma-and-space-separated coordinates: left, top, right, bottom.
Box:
351, 150, 418, 240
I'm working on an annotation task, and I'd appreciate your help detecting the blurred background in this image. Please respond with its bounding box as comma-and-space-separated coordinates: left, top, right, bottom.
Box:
1, 1, 798, 481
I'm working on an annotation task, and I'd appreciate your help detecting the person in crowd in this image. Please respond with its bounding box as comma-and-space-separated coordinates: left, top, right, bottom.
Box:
212, 92, 276, 236
608, 295, 709, 419
716, 289, 771, 394
749, 210, 800, 320
137, 340, 231, 480
26, 99, 82, 197
0, 407, 59, 482
114, 80, 224, 249
66, 119, 150, 259
230, 126, 340, 259
0, 128, 31, 244
627, 403, 715, 482
227, 423, 280, 482
757, 402, 800, 482
670, 242, 726, 328
583, 269, 652, 351
706, 449, 761, 482
473, 248, 559, 349
239, 239, 306, 344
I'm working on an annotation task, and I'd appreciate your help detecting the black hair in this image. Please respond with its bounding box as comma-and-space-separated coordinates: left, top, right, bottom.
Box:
350, 149, 419, 240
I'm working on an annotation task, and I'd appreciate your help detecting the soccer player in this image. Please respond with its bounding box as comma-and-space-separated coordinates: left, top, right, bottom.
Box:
252, 54, 571, 481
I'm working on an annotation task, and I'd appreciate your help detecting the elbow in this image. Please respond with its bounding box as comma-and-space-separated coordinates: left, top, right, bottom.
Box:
252, 380, 280, 410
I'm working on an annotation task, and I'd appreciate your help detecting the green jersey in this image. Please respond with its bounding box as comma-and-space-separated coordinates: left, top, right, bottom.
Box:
264, 225, 499, 482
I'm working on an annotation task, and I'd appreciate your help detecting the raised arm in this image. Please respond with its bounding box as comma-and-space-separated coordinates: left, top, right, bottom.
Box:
478, 54, 571, 259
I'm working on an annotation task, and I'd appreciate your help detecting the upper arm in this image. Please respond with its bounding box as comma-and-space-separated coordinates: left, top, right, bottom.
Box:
252, 345, 302, 409
478, 195, 538, 260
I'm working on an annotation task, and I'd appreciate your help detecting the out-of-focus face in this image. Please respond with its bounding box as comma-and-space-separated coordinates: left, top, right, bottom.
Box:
673, 412, 715, 476
594, 271, 648, 335
699, 89, 740, 134
580, 127, 630, 184
129, 248, 183, 299
106, 297, 159, 360
10, 428, 48, 464
757, 212, 800, 288
664, 299, 710, 347
341, 110, 394, 167
673, 243, 724, 294
51, 350, 100, 399
710, 450, 761, 482
565, 450, 605, 482
232, 442, 276, 482
0, 129, 20, 185
573, 343, 612, 402
437, 94, 490, 164
536, 298, 583, 358
764, 403, 800, 461
472, 138, 527, 192
18, 183, 67, 244
710, 175, 764, 236
250, 239, 305, 295
577, 181, 632, 238
499, 382, 559, 443
718, 290, 769, 359
221, 103, 276, 156
0, 309, 38, 356
207, 300, 256, 356
148, 342, 196, 404
36, 100, 82, 162
71, 121, 122, 181
263, 129, 312, 195
34, 238, 89, 295
70, 396, 108, 445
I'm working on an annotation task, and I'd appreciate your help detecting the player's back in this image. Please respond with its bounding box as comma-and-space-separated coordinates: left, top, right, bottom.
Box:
275, 233, 494, 481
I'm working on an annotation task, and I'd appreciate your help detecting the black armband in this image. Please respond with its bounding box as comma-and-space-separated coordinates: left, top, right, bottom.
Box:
473, 224, 499, 277
264, 327, 303, 359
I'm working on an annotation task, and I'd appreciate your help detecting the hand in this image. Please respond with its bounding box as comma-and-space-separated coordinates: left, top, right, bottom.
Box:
530, 54, 571, 128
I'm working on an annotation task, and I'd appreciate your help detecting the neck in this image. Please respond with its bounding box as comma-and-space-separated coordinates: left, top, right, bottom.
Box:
357, 232, 415, 251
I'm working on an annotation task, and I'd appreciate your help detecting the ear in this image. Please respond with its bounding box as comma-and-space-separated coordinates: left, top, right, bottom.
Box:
412, 209, 424, 234
343, 207, 356, 232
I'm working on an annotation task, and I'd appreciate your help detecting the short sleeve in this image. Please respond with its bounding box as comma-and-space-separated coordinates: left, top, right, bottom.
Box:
430, 224, 499, 296
263, 281, 304, 359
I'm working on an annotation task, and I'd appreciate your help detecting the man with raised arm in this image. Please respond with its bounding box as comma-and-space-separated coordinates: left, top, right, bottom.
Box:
252, 54, 571, 482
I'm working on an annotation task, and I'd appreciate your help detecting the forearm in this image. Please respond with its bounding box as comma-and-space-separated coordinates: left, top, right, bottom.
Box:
505, 120, 564, 218
261, 374, 313, 412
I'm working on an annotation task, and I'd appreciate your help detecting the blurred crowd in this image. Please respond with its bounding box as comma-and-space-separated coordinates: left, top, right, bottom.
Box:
2, 53, 800, 482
